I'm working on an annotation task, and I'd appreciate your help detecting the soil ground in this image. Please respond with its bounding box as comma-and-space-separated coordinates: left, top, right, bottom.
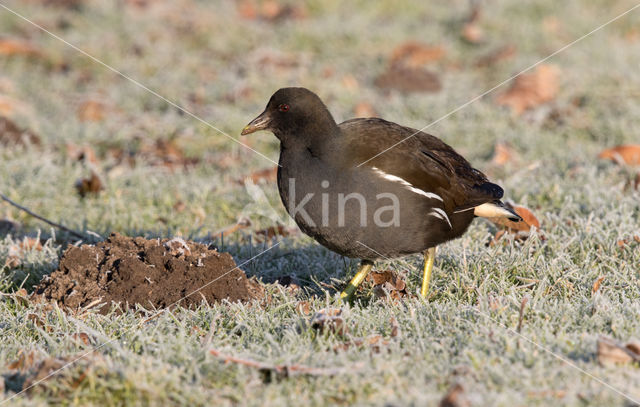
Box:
34, 233, 261, 311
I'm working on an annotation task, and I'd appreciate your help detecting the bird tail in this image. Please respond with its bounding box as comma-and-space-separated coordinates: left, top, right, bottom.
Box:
473, 201, 522, 222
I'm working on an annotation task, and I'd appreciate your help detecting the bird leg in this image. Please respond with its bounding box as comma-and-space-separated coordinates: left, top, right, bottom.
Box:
340, 260, 374, 300
420, 247, 437, 298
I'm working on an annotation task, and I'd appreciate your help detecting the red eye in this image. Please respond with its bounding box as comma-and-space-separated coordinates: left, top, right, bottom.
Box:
278, 104, 290, 112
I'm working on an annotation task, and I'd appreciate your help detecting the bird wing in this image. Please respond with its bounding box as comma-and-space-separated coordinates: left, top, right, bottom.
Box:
339, 118, 502, 212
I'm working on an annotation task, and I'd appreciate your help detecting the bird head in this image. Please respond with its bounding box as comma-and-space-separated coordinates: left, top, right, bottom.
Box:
241, 87, 338, 143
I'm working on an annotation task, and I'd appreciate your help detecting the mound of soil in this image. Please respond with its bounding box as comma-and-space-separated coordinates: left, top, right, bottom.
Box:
35, 233, 262, 311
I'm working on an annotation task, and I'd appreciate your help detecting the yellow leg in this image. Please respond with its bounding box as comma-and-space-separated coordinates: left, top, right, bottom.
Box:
340, 260, 374, 300
420, 247, 437, 298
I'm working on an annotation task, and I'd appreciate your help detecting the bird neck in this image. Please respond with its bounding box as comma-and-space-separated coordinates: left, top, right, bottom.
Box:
278, 110, 341, 157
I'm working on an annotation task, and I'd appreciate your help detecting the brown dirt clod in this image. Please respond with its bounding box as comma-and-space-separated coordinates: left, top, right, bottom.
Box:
34, 233, 262, 311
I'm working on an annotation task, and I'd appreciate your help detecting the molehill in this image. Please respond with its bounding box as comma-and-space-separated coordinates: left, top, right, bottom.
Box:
35, 233, 262, 311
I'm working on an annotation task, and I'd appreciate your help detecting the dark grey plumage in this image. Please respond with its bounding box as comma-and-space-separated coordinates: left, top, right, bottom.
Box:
242, 87, 519, 261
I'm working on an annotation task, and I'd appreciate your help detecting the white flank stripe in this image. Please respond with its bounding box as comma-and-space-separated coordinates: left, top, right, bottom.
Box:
371, 167, 443, 201
430, 208, 452, 228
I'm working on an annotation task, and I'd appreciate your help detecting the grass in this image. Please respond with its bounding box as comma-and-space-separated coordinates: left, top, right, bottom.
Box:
1, 0, 640, 405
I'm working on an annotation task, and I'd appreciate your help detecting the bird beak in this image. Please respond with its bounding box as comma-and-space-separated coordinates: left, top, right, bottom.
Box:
241, 111, 271, 135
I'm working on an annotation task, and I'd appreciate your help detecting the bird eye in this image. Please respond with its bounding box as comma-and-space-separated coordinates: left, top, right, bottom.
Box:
278, 104, 290, 112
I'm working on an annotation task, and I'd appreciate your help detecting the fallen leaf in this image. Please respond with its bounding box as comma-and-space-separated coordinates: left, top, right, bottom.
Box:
27, 313, 46, 329
173, 200, 186, 212
542, 16, 562, 36
71, 332, 91, 346
375, 65, 441, 94
597, 336, 640, 366
296, 301, 311, 315
440, 382, 470, 407
237, 0, 306, 21
236, 167, 278, 185
74, 171, 104, 198
496, 64, 560, 114
462, 23, 484, 44
341, 75, 359, 91
461, 6, 484, 44
0, 94, 32, 118
489, 203, 542, 244
592, 276, 605, 295
598, 145, 640, 166
367, 270, 408, 300
215, 217, 252, 237
390, 42, 445, 67
311, 308, 346, 336
475, 44, 517, 67
353, 102, 378, 118
255, 224, 291, 240
77, 100, 107, 122
0, 38, 43, 58
334, 334, 389, 353
527, 389, 567, 399
389, 317, 400, 338
491, 141, 517, 166
0, 117, 41, 147
7, 349, 38, 371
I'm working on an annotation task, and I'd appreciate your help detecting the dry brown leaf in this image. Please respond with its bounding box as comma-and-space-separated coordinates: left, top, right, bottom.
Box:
74, 171, 104, 198
255, 224, 291, 241
475, 44, 517, 67
389, 316, 400, 338
598, 145, 640, 166
440, 383, 470, 407
592, 276, 605, 295
215, 217, 252, 237
77, 100, 107, 122
462, 23, 484, 44
542, 16, 562, 36
311, 308, 346, 336
527, 389, 567, 399
375, 65, 441, 94
491, 204, 540, 232
353, 102, 377, 118
296, 301, 311, 315
71, 332, 91, 346
7, 349, 38, 371
390, 42, 445, 67
334, 334, 389, 353
489, 203, 542, 245
491, 141, 517, 166
496, 65, 560, 114
597, 336, 640, 366
237, 167, 278, 185
0, 94, 29, 118
0, 38, 43, 58
237, 0, 306, 21
0, 117, 41, 147
341, 74, 359, 91
367, 270, 408, 301
461, 6, 484, 44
